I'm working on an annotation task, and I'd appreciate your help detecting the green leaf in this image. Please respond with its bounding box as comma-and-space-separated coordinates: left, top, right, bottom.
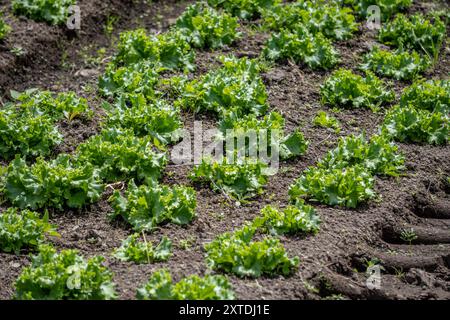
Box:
379, 13, 446, 60
177, 55, 269, 118
15, 244, 117, 300
0, 12, 11, 40
360, 46, 430, 80
253, 200, 321, 236
109, 180, 196, 232
75, 127, 167, 183
262, 1, 358, 40
205, 224, 299, 277
289, 164, 376, 208
137, 269, 234, 300
317, 133, 405, 176
208, 0, 280, 20
12, 0, 76, 25
176, 3, 241, 49
263, 25, 339, 70
347, 0, 412, 21
0, 208, 59, 254
313, 110, 341, 133
382, 104, 449, 145
320, 68, 394, 109
5, 155, 104, 210
112, 28, 195, 72
279, 130, 309, 160
105, 94, 183, 145
113, 234, 172, 264
190, 157, 272, 201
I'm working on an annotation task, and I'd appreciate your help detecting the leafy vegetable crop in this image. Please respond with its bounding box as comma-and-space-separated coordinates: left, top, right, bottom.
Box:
289, 133, 404, 207
205, 224, 299, 277
360, 46, 430, 80
99, 61, 160, 101
176, 3, 240, 49
218, 111, 309, 160
320, 69, 394, 109
313, 111, 341, 133
110, 180, 197, 232
346, 0, 412, 21
113, 28, 195, 72
137, 269, 234, 300
15, 244, 117, 300
253, 200, 321, 236
12, 89, 92, 121
263, 1, 358, 40
75, 127, 167, 183
4, 155, 103, 210
399, 79, 449, 114
264, 25, 339, 70
113, 234, 172, 264
0, 90, 91, 160
12, 0, 76, 25
190, 157, 271, 201
289, 164, 375, 208
177, 56, 268, 118
104, 94, 183, 145
379, 13, 446, 61
207, 0, 281, 20
317, 133, 405, 177
0, 107, 62, 160
0, 12, 11, 40
0, 208, 59, 254
382, 104, 449, 145
381, 79, 449, 145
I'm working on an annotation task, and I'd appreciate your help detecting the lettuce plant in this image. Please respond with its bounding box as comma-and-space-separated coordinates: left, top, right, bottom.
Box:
0, 208, 59, 254
113, 29, 195, 72
12, 0, 76, 25
381, 79, 449, 145
379, 13, 446, 61
75, 127, 167, 183
313, 111, 341, 133
0, 90, 91, 159
99, 61, 160, 100
113, 234, 172, 264
318, 133, 405, 176
345, 0, 412, 21
109, 180, 197, 232
0, 108, 62, 160
360, 46, 430, 80
104, 94, 183, 145
204, 224, 299, 277
320, 69, 394, 109
382, 104, 449, 145
400, 79, 449, 114
207, 0, 281, 20
263, 1, 358, 40
15, 244, 117, 300
190, 157, 271, 201
12, 89, 92, 121
289, 164, 375, 208
252, 200, 321, 236
0, 12, 11, 40
264, 25, 339, 70
289, 133, 404, 207
218, 111, 309, 160
177, 56, 268, 117
4, 155, 103, 210
137, 269, 234, 300
176, 3, 240, 49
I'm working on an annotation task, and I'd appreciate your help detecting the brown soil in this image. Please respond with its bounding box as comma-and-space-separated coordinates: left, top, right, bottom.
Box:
0, 0, 449, 300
